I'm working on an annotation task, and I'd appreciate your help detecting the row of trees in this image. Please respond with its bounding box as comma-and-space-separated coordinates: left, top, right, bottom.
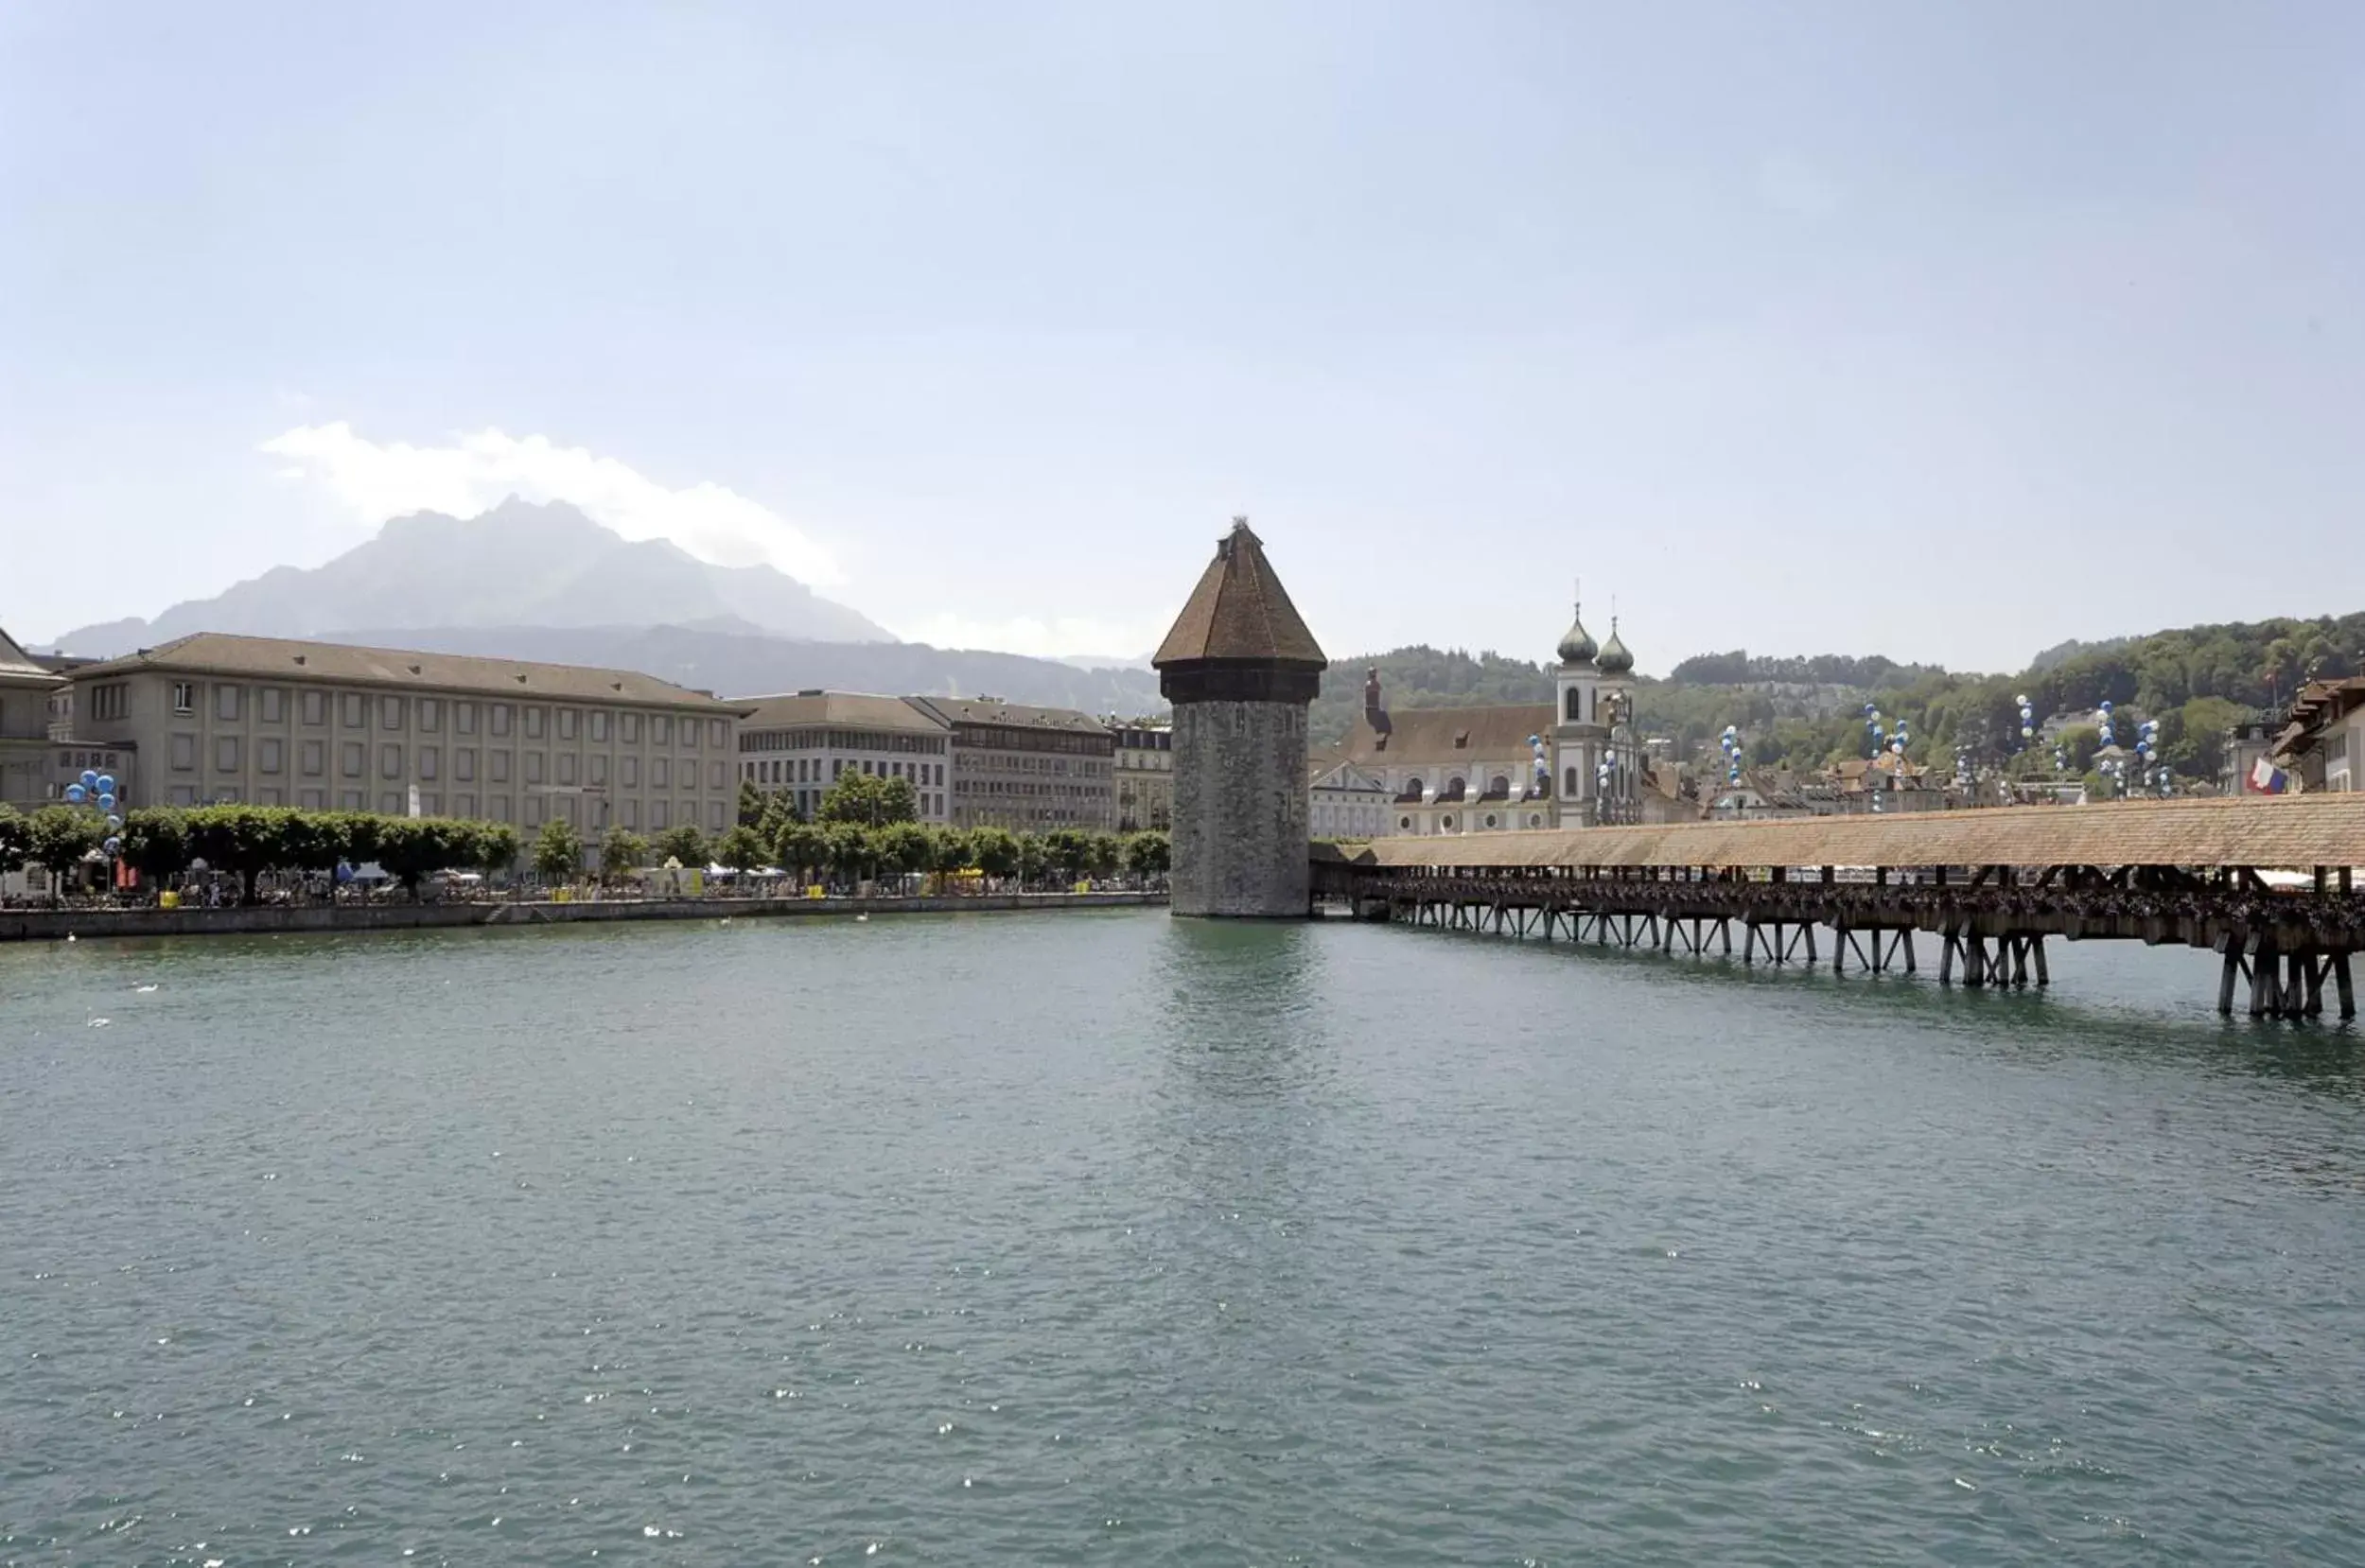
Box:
0, 802, 526, 902
593, 817, 1169, 887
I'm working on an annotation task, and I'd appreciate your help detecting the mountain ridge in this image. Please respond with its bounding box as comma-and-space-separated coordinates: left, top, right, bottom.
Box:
48, 497, 895, 653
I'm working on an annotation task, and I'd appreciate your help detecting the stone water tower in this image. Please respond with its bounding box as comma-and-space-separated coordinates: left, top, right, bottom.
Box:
1152, 518, 1328, 917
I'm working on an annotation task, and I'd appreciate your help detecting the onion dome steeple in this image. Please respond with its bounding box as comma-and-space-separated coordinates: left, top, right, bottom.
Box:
1597, 617, 1634, 675
1556, 599, 1598, 667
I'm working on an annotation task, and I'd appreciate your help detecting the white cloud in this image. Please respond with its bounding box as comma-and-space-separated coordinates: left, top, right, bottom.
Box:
892, 611, 1157, 663
259, 422, 844, 586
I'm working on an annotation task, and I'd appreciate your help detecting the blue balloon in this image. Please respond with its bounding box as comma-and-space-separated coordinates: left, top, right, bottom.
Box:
96, 775, 114, 793
105, 814, 122, 830
79, 769, 97, 789
64, 784, 85, 803
104, 836, 121, 854
97, 793, 115, 811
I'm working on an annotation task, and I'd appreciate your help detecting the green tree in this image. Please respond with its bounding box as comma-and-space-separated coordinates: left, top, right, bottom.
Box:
715, 823, 770, 872
375, 817, 465, 897
1083, 831, 1123, 879
737, 778, 769, 828
1042, 828, 1092, 881
822, 820, 875, 883
652, 823, 709, 867
0, 803, 29, 874
533, 816, 585, 882
600, 825, 651, 880
873, 821, 934, 877
970, 826, 1021, 880
472, 820, 521, 879
774, 820, 829, 884
757, 788, 802, 844
26, 805, 104, 880
1123, 830, 1171, 878
1015, 832, 1051, 887
928, 826, 974, 875
815, 771, 919, 828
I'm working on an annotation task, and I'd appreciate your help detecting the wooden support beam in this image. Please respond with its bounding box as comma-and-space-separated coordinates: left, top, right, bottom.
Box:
2031, 938, 2048, 988
2219, 948, 2240, 1016
2336, 952, 2356, 1019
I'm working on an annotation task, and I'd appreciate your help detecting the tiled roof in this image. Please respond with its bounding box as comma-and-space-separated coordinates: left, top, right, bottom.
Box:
737, 691, 950, 734
1349, 794, 2365, 871
1332, 704, 1556, 766
1153, 519, 1327, 669
904, 695, 1111, 736
0, 625, 59, 682
66, 632, 747, 712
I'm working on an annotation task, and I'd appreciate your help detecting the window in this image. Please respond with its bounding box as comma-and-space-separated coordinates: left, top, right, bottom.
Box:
380, 792, 403, 814
590, 711, 608, 741
342, 741, 365, 777
708, 760, 724, 791
455, 702, 476, 735
682, 720, 698, 752
456, 748, 475, 782
419, 698, 440, 732
653, 716, 671, 745
259, 738, 283, 775
380, 743, 402, 778
172, 682, 196, 715
169, 784, 198, 806
557, 753, 576, 786
525, 706, 546, 740
620, 800, 639, 829
490, 751, 511, 783
300, 740, 324, 776
215, 736, 240, 773
170, 733, 196, 771
259, 687, 284, 723
88, 682, 129, 721
342, 691, 366, 727
652, 758, 670, 789
420, 792, 440, 815
622, 712, 640, 744
650, 799, 669, 830
301, 689, 325, 725
299, 789, 324, 810
490, 794, 512, 822
419, 745, 439, 781
588, 755, 607, 786
340, 790, 365, 810
491, 704, 512, 736
622, 757, 639, 788
557, 708, 577, 740
453, 793, 476, 818
707, 800, 725, 831
380, 695, 404, 730
525, 752, 545, 785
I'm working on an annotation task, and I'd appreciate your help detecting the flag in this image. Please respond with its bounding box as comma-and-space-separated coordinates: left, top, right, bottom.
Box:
2249, 756, 2288, 794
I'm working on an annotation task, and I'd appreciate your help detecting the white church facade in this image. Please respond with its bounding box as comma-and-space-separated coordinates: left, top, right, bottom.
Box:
1314, 601, 1657, 838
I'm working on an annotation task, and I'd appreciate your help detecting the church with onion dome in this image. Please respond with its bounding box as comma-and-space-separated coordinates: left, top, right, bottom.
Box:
1313, 595, 1670, 838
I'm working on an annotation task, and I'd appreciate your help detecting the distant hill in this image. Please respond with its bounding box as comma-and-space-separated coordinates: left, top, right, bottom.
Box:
1664, 649, 1947, 690
48, 497, 894, 654
324, 623, 1165, 714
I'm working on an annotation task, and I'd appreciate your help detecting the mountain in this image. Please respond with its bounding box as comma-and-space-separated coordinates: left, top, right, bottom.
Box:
322, 623, 1165, 714
47, 497, 894, 654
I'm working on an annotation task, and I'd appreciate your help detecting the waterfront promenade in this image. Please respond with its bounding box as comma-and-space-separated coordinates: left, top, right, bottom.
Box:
0, 888, 1164, 943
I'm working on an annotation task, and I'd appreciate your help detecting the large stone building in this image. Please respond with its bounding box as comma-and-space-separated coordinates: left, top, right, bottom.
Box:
1111, 723, 1173, 831
2273, 677, 2365, 793
735, 691, 952, 822
1, 626, 135, 812
904, 696, 1116, 831
1317, 600, 1666, 836
62, 633, 749, 837
1154, 518, 1327, 917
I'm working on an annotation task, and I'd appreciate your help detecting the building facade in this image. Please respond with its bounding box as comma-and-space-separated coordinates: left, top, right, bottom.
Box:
63, 634, 749, 838
2273, 678, 2365, 793
1112, 723, 1173, 831
1309, 758, 1392, 839
1, 628, 138, 813
904, 697, 1116, 831
735, 691, 952, 822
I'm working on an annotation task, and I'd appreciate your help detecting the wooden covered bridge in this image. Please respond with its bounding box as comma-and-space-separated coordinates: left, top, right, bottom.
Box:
1308, 795, 2365, 1019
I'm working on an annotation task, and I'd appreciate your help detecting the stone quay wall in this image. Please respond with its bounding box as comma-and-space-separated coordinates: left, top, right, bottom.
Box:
1169, 699, 1310, 917
0, 891, 1165, 944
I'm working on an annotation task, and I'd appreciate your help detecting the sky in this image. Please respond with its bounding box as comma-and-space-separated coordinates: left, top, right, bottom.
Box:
5, 1, 2363, 673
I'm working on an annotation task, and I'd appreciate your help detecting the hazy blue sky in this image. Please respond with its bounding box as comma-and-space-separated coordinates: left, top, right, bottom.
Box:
6, 2, 2361, 672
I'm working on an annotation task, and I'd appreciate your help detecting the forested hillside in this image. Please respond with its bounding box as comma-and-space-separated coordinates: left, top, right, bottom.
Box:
1312, 613, 2365, 784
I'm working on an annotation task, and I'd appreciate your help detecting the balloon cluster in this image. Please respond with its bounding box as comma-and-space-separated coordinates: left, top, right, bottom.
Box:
2052, 743, 2067, 773
2017, 693, 2035, 743
2097, 699, 2115, 750
1527, 734, 1549, 788
65, 768, 124, 857
1718, 724, 1743, 784
1953, 748, 1972, 789
2132, 719, 2172, 796
1864, 705, 1887, 758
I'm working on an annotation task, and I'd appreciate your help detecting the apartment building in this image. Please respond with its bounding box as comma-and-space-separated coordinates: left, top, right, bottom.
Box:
0, 626, 137, 811
735, 690, 951, 822
1111, 723, 1173, 831
63, 633, 750, 837
905, 696, 1115, 831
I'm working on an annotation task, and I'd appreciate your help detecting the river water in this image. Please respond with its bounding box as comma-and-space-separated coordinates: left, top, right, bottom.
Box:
3, 911, 2361, 1565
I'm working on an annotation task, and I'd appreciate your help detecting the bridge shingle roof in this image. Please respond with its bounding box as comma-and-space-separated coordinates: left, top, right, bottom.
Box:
1351, 794, 2365, 871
